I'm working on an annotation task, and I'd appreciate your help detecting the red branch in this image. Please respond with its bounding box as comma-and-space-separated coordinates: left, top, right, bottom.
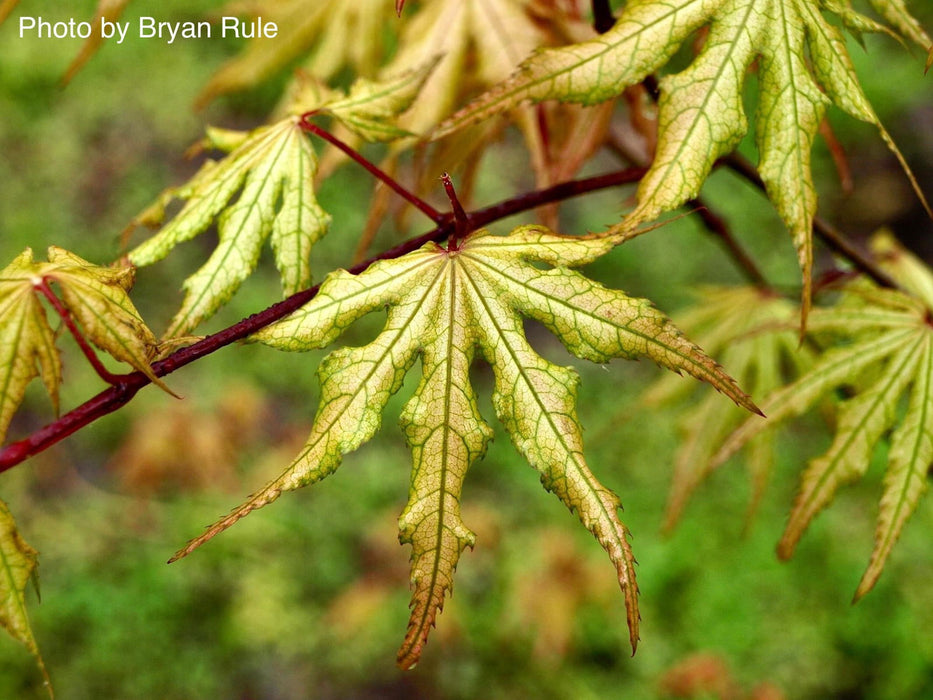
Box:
0, 166, 647, 472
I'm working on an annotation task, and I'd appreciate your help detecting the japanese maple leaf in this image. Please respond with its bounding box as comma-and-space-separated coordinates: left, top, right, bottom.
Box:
366, 0, 593, 218
865, 0, 932, 49
643, 286, 810, 530
713, 232, 933, 600
171, 224, 758, 667
126, 62, 436, 337
436, 0, 930, 320
0, 499, 48, 696
382, 0, 552, 136
0, 247, 165, 445
196, 0, 396, 107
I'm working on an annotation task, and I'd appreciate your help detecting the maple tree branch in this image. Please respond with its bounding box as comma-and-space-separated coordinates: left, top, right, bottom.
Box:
604, 129, 769, 287
467, 167, 646, 229
719, 152, 902, 291
687, 197, 770, 288
1, 147, 882, 472
33, 278, 123, 386
0, 166, 646, 472
299, 116, 445, 224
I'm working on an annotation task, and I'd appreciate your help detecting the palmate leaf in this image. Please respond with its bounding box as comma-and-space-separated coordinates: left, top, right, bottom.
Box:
0, 247, 165, 445
126, 116, 328, 338
371, 0, 589, 207
436, 0, 931, 319
196, 0, 396, 108
643, 286, 809, 530
0, 251, 61, 446
381, 0, 551, 136
713, 233, 933, 599
127, 63, 435, 337
171, 224, 758, 667
0, 499, 49, 696
866, 0, 933, 49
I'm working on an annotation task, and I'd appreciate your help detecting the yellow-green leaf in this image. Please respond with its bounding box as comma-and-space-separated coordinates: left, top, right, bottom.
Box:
643, 286, 806, 529
42, 248, 168, 392
0, 499, 50, 695
127, 116, 330, 337
436, 0, 931, 318
871, 229, 933, 309
0, 247, 167, 445
0, 250, 61, 445
383, 0, 551, 136
172, 225, 757, 666
867, 0, 932, 49
321, 57, 442, 142
857, 333, 933, 600
373, 0, 571, 202
129, 63, 438, 337
714, 232, 933, 597
778, 334, 920, 559
196, 0, 395, 107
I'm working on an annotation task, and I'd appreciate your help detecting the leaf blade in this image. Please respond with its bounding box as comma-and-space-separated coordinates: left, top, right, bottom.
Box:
183, 225, 761, 660
129, 118, 330, 337
0, 251, 61, 445
396, 260, 493, 669
855, 333, 933, 599
44, 248, 166, 390
461, 241, 640, 652
778, 332, 922, 558
0, 499, 49, 694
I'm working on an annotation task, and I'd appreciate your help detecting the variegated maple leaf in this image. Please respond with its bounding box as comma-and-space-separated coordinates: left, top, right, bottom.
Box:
0, 247, 165, 445
0, 499, 48, 696
436, 0, 931, 320
713, 232, 933, 600
126, 62, 436, 337
643, 286, 809, 530
382, 0, 553, 136
864, 0, 932, 49
171, 224, 758, 668
196, 0, 396, 108
368, 0, 594, 220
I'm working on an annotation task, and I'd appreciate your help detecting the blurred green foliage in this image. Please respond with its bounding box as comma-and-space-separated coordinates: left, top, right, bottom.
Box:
1, 1, 932, 698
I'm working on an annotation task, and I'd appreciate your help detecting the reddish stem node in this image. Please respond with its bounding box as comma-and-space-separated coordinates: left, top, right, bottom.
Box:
441, 173, 470, 249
